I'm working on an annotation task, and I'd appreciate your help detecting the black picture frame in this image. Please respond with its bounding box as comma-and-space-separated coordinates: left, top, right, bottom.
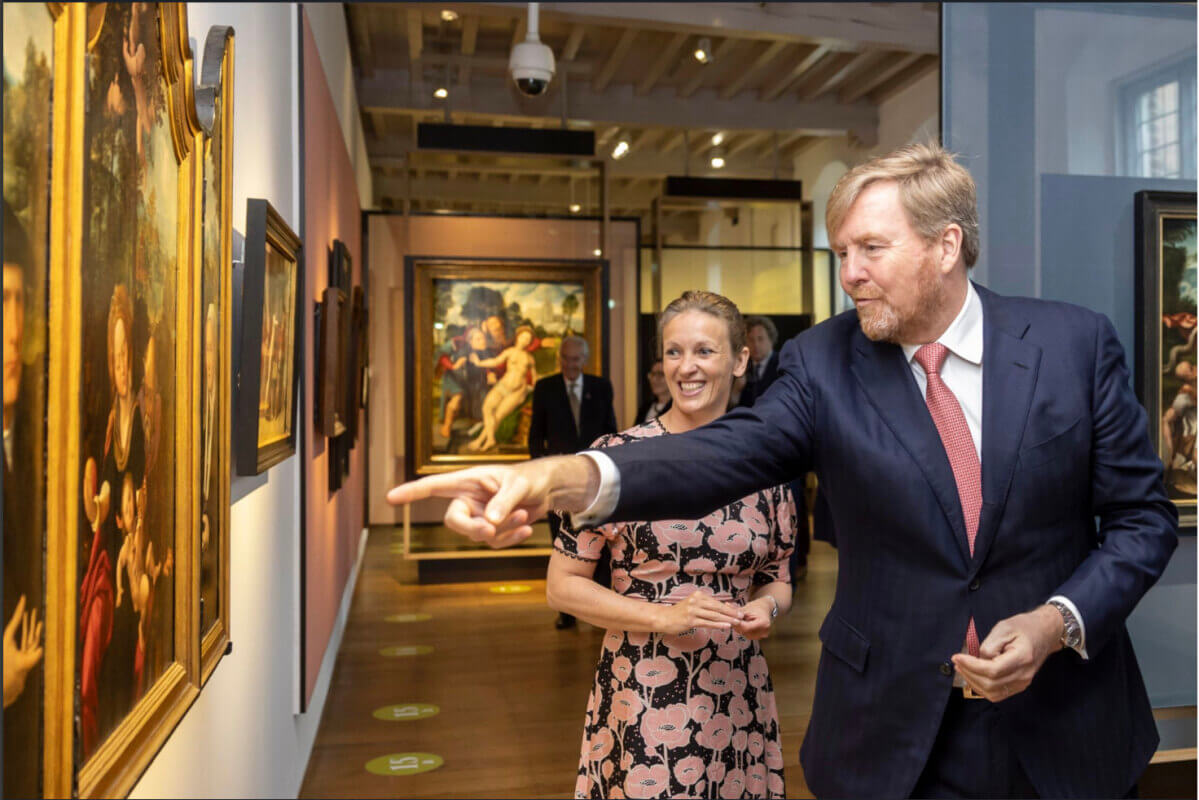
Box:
1134, 189, 1197, 526
313, 285, 346, 438
232, 198, 303, 475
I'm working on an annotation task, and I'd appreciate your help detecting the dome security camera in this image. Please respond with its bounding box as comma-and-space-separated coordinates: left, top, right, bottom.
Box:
509, 3, 555, 97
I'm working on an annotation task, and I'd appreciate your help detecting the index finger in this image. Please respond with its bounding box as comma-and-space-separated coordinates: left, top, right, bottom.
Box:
387, 471, 487, 506
953, 647, 1023, 680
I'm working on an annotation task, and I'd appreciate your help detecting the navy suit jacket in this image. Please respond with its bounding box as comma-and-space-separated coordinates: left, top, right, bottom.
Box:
739, 350, 781, 408
603, 284, 1178, 798
528, 373, 618, 458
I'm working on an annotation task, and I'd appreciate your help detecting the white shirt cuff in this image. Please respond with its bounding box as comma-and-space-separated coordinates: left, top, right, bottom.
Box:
574, 450, 620, 526
1048, 594, 1089, 660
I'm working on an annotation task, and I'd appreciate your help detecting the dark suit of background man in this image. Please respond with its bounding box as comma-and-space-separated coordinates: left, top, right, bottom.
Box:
393, 144, 1180, 799
529, 334, 617, 629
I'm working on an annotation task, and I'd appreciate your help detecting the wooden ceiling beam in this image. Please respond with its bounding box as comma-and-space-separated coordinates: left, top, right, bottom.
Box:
636, 32, 689, 96
348, 5, 376, 78
561, 24, 586, 61
679, 37, 739, 98
795, 50, 868, 102
406, 8, 423, 61
727, 131, 769, 157
759, 43, 827, 101
593, 28, 638, 92
867, 54, 938, 104
719, 40, 787, 100
511, 14, 527, 50
837, 50, 914, 103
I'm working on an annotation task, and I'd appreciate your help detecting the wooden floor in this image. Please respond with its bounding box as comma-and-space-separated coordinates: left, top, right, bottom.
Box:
299, 528, 837, 799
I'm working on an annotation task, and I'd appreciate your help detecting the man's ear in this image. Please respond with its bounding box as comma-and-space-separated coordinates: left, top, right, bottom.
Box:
938, 224, 964, 274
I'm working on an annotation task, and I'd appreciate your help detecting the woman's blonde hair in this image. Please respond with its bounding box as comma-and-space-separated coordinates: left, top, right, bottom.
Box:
107, 283, 134, 389
825, 142, 980, 268
657, 290, 747, 354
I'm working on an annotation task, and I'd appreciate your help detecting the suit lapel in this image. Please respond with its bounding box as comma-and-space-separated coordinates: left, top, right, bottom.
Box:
850, 331, 972, 568
971, 286, 1040, 571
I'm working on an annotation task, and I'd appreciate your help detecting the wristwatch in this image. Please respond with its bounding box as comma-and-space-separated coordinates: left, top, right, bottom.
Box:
1048, 600, 1081, 650
764, 595, 779, 619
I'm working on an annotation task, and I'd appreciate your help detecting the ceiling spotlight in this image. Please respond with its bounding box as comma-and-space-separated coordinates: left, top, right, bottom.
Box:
593, 248, 603, 257
569, 203, 582, 214
611, 139, 630, 159
710, 150, 726, 169
694, 38, 712, 64
440, 9, 459, 22
711, 132, 724, 146
433, 86, 449, 99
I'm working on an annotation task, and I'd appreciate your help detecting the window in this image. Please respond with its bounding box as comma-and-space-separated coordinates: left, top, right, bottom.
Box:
1121, 57, 1197, 178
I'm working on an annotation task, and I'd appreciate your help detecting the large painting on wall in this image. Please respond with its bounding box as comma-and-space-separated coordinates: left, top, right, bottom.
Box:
1136, 190, 1197, 526
196, 24, 233, 684
406, 258, 606, 476
3, 4, 56, 798
74, 4, 199, 796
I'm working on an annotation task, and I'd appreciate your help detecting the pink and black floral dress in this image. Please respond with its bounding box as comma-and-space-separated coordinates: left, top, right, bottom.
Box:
555, 419, 796, 799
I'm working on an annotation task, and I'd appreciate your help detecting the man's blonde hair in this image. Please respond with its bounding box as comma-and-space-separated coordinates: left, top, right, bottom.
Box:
825, 142, 980, 268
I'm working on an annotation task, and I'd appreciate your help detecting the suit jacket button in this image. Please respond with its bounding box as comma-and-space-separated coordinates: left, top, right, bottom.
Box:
969, 578, 980, 591
939, 662, 952, 676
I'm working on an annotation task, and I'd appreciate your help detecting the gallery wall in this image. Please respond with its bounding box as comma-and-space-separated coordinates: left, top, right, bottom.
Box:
301, 8, 367, 705
365, 215, 639, 525
130, 4, 367, 797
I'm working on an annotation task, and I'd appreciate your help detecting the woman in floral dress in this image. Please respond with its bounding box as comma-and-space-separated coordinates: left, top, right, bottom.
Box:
547, 291, 797, 799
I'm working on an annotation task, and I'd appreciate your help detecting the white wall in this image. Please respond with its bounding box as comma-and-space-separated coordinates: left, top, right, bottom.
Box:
303, 2, 373, 209
130, 5, 359, 797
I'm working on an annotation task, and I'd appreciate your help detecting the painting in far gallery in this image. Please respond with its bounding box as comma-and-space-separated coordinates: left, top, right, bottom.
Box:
3, 4, 54, 797
408, 259, 606, 476
1137, 190, 1197, 525
259, 239, 298, 449
77, 0, 178, 763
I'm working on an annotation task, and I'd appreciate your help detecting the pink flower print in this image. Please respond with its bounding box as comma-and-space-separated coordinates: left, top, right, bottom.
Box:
768, 772, 786, 797
673, 756, 705, 787
612, 568, 632, 593
653, 519, 704, 548
635, 656, 678, 689
688, 693, 715, 724
755, 690, 778, 726
640, 704, 692, 750
706, 759, 727, 784
602, 760, 614, 781
627, 630, 650, 647
695, 780, 707, 795
612, 656, 633, 683
587, 729, 616, 762
745, 763, 767, 797
576, 531, 607, 559
632, 549, 648, 564
604, 631, 623, 652
715, 630, 745, 661
739, 502, 766, 531
609, 787, 627, 800
610, 688, 645, 723
698, 662, 733, 695
621, 750, 634, 771
575, 773, 592, 798
732, 730, 748, 753
624, 765, 670, 799
710, 519, 752, 556
682, 557, 718, 577
765, 738, 785, 769
631, 559, 677, 585
663, 625, 712, 655
729, 668, 748, 696
731, 573, 752, 591
751, 535, 770, 558
748, 654, 770, 689
748, 731, 765, 759
696, 714, 733, 751
719, 768, 747, 799
728, 696, 752, 728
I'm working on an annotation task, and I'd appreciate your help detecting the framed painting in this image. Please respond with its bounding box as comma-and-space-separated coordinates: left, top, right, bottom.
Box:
233, 198, 302, 475
3, 4, 61, 797
346, 285, 365, 442
195, 24, 233, 684
406, 257, 607, 477
69, 3, 202, 796
314, 285, 347, 439
1135, 190, 1197, 526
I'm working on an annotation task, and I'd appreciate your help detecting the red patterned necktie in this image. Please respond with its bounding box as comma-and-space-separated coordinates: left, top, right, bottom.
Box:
914, 343, 982, 657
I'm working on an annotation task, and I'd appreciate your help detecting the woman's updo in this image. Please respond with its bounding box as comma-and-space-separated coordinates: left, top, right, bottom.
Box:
656, 290, 747, 354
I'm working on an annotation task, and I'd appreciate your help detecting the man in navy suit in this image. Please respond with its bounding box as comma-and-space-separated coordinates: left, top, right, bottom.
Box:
529, 334, 617, 628
389, 144, 1178, 798
738, 315, 781, 408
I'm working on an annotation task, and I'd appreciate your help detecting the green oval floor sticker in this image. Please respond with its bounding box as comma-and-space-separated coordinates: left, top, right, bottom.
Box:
489, 584, 532, 594
380, 644, 434, 657
373, 703, 440, 722
365, 753, 444, 776
385, 612, 432, 623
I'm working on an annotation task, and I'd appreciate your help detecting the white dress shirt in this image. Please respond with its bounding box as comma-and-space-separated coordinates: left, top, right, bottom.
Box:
577, 282, 1086, 656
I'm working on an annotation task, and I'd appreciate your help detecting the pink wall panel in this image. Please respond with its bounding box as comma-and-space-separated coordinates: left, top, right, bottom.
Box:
302, 11, 364, 704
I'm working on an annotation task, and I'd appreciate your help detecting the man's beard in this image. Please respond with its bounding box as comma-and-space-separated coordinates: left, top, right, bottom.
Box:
855, 257, 945, 344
